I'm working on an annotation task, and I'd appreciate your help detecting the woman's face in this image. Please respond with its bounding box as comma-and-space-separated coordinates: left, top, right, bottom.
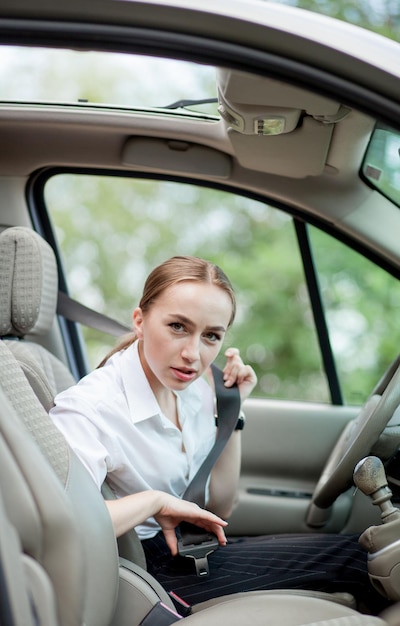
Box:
133, 281, 233, 393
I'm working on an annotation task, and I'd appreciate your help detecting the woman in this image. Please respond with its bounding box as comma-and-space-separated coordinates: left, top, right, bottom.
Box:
50, 256, 384, 612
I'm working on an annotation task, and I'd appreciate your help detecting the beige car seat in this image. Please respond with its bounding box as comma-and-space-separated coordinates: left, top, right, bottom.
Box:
0, 225, 76, 411
0, 485, 45, 626
0, 339, 389, 626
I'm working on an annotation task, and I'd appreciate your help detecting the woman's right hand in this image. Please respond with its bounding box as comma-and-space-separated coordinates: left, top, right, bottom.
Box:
154, 492, 228, 555
105, 490, 227, 556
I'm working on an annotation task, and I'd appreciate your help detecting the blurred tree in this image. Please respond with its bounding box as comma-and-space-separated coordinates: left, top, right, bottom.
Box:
274, 0, 399, 39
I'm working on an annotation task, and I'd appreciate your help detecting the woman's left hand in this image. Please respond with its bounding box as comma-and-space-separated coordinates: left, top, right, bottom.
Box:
223, 347, 257, 402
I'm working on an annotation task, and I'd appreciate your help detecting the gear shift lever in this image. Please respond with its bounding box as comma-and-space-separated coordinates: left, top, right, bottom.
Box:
355, 456, 400, 600
353, 456, 399, 523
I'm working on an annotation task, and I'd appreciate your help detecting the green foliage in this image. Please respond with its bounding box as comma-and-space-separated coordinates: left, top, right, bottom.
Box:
310, 227, 400, 403
274, 0, 399, 40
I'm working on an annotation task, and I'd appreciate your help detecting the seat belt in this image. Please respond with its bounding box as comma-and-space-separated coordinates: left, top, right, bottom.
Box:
57, 290, 130, 337
178, 363, 241, 576
57, 290, 241, 577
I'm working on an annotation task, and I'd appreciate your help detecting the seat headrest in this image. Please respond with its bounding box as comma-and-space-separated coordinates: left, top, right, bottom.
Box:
0, 227, 58, 337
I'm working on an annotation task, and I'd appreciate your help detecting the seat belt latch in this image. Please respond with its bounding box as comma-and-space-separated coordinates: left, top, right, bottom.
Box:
177, 536, 219, 577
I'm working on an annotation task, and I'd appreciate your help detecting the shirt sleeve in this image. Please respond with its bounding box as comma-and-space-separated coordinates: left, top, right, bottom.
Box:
50, 391, 113, 489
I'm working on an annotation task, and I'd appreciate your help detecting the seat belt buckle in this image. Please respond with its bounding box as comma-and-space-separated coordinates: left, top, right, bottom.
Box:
167, 591, 192, 617
177, 535, 219, 577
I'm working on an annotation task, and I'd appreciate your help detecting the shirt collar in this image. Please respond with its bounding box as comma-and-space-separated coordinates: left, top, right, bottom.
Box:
175, 378, 203, 427
119, 341, 161, 423
119, 341, 203, 426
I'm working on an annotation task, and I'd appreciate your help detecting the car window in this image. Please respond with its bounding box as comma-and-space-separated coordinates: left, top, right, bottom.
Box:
44, 173, 400, 406
362, 123, 400, 208
0, 46, 218, 114
309, 226, 400, 405
45, 173, 329, 402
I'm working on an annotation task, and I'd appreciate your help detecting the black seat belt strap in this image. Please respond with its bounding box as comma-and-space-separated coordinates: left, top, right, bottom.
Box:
182, 364, 240, 507
178, 364, 241, 576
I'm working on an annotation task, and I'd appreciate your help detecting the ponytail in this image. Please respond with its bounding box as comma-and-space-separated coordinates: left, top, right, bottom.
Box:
97, 332, 136, 368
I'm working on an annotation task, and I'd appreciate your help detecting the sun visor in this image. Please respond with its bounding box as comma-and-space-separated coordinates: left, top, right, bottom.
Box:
228, 117, 334, 177
216, 68, 345, 177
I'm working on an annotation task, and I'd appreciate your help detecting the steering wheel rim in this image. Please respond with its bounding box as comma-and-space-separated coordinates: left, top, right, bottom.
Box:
307, 359, 400, 526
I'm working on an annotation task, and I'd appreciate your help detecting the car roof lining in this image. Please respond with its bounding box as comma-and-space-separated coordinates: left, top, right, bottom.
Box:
0, 102, 397, 272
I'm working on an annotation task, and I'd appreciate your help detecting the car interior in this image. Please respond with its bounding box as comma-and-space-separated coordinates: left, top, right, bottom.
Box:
0, 224, 391, 626
1, 1, 400, 624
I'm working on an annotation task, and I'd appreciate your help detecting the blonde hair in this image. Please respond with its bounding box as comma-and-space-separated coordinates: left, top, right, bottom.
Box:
98, 256, 236, 367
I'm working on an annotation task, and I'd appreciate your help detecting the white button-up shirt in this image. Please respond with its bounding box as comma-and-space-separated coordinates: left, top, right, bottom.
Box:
50, 341, 216, 540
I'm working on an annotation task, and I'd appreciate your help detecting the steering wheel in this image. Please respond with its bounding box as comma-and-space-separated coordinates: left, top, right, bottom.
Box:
306, 356, 400, 527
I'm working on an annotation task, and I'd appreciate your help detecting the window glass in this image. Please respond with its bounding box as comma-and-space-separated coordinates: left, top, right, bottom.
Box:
45, 174, 328, 402
0, 46, 218, 114
310, 226, 400, 405
362, 124, 400, 207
